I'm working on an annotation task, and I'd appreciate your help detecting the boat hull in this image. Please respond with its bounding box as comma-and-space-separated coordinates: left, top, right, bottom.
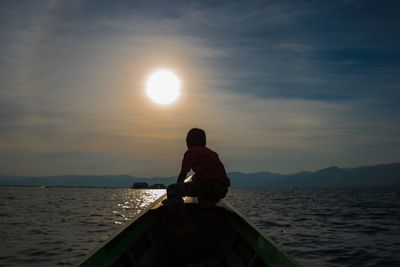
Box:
76, 195, 301, 267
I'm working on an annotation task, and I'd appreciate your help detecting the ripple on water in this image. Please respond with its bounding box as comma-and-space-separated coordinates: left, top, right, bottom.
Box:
2, 188, 400, 267
0, 187, 165, 267
227, 188, 400, 267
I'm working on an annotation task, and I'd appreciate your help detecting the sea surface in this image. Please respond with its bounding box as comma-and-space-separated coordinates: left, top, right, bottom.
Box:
0, 187, 399, 267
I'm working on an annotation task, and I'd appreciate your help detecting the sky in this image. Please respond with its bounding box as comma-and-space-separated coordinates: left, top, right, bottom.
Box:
0, 0, 399, 177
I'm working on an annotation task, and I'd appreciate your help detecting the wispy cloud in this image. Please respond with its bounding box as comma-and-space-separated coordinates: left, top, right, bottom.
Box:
0, 0, 399, 176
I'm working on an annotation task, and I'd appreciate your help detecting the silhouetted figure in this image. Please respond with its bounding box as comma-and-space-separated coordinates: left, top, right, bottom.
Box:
166, 128, 230, 211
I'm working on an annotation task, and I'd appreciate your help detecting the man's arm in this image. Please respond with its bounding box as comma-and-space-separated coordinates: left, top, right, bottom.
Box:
177, 150, 190, 183
177, 171, 187, 183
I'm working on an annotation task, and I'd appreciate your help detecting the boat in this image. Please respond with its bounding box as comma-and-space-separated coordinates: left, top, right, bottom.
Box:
75, 194, 302, 267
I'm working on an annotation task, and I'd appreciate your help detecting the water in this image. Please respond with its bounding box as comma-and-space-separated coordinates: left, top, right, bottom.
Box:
0, 188, 164, 266
226, 189, 400, 267
0, 187, 399, 266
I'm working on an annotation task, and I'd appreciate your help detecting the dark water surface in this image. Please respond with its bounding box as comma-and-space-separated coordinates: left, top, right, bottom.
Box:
0, 187, 399, 266
0, 188, 164, 267
226, 188, 400, 267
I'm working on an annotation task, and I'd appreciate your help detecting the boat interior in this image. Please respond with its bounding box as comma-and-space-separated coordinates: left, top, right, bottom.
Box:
111, 203, 270, 267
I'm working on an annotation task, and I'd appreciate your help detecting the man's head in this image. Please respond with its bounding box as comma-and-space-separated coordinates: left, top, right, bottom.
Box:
186, 128, 206, 148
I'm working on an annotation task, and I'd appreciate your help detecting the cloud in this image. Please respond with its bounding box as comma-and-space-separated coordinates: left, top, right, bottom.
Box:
0, 0, 399, 176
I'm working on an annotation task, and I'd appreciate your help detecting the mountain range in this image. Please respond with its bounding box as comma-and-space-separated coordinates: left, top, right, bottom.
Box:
0, 162, 399, 188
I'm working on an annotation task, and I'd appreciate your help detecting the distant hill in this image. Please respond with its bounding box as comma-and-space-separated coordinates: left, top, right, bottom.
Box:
229, 163, 400, 188
0, 163, 399, 188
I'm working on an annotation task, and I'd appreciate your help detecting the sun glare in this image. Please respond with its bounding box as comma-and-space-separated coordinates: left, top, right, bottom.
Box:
146, 69, 181, 105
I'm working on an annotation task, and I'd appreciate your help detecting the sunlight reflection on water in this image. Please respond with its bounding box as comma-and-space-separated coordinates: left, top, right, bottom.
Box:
0, 187, 165, 267
3, 187, 399, 267
112, 189, 165, 224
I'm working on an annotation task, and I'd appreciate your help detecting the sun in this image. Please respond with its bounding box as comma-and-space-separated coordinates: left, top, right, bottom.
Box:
146, 69, 181, 105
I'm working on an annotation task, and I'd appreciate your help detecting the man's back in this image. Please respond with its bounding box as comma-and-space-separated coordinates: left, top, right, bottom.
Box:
182, 146, 230, 186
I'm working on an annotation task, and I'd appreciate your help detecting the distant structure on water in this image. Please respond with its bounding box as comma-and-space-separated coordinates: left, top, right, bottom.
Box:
131, 182, 166, 189
150, 183, 167, 189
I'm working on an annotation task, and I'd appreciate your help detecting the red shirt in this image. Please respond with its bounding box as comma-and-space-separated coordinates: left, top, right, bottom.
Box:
180, 147, 230, 186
